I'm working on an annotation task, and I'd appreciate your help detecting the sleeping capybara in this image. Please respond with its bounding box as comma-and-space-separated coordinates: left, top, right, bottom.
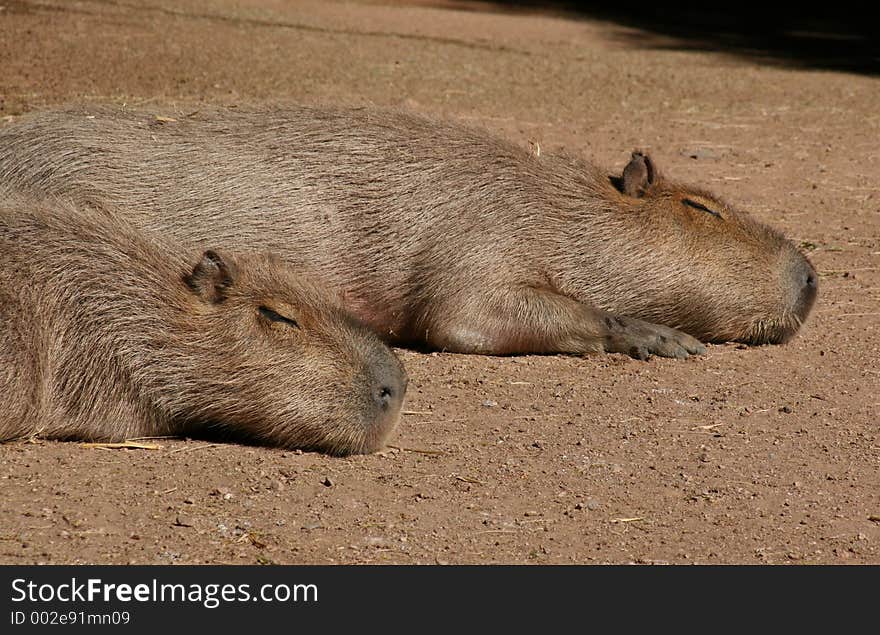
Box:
0, 105, 817, 359
0, 191, 406, 455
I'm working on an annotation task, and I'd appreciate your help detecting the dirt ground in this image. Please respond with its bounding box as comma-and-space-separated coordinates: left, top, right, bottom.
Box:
0, 0, 877, 565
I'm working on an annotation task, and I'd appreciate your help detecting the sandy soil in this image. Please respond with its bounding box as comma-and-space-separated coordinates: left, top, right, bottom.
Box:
0, 0, 877, 564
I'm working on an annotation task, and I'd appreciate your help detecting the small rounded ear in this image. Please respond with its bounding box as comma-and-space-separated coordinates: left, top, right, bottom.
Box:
184, 250, 237, 303
620, 151, 657, 198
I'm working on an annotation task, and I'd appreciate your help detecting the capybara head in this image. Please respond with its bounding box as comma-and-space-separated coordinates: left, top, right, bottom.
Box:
603, 151, 817, 345
179, 249, 407, 455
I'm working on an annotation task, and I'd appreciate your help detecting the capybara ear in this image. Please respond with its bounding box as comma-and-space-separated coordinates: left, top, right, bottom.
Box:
621, 151, 657, 198
184, 250, 237, 303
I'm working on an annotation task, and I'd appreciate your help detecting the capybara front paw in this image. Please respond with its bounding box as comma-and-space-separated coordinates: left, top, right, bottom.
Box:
604, 317, 706, 360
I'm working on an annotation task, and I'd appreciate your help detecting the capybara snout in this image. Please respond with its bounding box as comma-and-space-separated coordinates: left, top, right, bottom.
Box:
0, 194, 405, 455
742, 246, 818, 345
789, 254, 819, 327
351, 344, 407, 455
365, 347, 407, 416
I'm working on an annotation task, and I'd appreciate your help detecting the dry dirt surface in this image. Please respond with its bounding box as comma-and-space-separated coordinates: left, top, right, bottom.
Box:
0, 0, 878, 565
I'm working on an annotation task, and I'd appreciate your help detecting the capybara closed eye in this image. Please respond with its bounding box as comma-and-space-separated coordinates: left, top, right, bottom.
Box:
0, 192, 406, 455
0, 105, 817, 359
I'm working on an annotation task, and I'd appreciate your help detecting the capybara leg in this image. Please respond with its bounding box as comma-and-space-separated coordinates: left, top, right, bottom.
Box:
424, 288, 705, 358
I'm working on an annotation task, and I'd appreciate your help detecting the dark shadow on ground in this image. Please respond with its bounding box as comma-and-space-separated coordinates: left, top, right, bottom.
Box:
426, 1, 880, 75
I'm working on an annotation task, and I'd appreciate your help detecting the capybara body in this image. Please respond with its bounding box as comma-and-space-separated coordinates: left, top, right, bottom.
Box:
0, 105, 817, 358
0, 191, 406, 455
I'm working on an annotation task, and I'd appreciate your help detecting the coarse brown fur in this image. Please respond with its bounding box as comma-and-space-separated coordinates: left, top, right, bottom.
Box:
0, 105, 818, 359
0, 191, 406, 455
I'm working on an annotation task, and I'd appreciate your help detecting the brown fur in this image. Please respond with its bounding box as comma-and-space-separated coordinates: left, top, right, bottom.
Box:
0, 105, 817, 358
0, 191, 406, 455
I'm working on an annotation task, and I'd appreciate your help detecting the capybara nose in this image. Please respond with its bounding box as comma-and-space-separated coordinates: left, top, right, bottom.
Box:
375, 384, 396, 410
805, 269, 818, 292
359, 353, 406, 451
373, 363, 406, 413
792, 257, 818, 317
